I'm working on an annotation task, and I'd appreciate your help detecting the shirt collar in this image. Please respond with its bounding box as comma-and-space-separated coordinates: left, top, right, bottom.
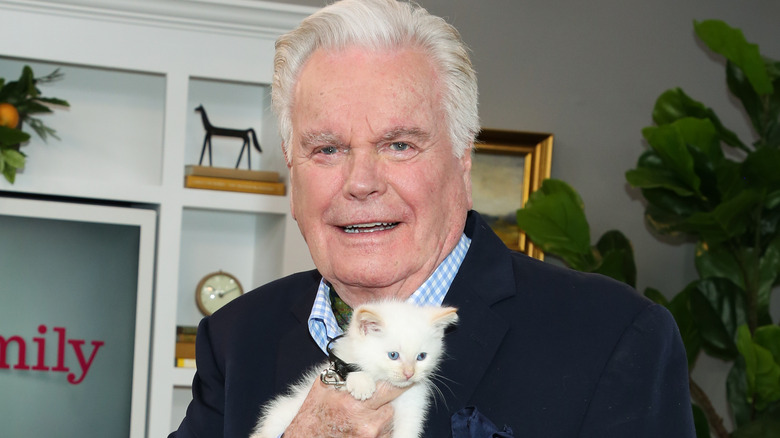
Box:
307, 232, 471, 354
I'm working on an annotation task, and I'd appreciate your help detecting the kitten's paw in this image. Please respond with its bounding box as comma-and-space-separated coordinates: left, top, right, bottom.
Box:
346, 372, 376, 400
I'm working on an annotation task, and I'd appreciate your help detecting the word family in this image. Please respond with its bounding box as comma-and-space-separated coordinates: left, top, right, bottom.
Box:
0, 324, 104, 385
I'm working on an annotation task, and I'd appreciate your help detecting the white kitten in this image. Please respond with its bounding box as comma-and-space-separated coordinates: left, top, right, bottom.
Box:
251, 301, 458, 438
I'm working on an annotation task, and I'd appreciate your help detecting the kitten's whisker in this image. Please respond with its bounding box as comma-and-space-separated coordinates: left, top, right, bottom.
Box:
429, 373, 457, 411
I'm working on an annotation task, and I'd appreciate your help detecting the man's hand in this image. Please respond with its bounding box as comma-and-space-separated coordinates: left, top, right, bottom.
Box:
283, 379, 406, 437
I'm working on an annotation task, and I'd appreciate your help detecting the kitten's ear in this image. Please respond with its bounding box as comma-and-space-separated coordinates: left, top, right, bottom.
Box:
430, 306, 459, 330
354, 307, 385, 336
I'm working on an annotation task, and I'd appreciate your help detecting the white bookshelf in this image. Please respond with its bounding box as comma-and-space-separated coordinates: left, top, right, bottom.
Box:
0, 1, 316, 436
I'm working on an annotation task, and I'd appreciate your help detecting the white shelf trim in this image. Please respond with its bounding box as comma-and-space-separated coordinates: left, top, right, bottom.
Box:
0, 0, 318, 39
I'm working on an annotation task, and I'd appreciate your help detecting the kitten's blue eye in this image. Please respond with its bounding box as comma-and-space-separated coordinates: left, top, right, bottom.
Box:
417, 352, 427, 361
388, 352, 399, 360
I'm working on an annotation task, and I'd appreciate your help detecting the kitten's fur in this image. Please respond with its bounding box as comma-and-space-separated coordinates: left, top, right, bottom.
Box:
250, 301, 458, 438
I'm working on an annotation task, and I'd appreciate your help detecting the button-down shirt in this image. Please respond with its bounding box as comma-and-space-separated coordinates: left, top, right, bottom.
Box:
307, 233, 471, 354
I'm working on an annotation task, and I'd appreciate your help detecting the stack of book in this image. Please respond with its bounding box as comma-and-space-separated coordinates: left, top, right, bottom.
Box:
175, 326, 197, 368
184, 165, 285, 196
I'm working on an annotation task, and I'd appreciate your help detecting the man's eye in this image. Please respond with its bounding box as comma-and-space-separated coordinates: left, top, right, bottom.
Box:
319, 146, 339, 155
389, 142, 410, 151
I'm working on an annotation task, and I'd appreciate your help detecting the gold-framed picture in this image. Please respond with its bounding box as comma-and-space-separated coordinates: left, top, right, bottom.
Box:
472, 129, 553, 259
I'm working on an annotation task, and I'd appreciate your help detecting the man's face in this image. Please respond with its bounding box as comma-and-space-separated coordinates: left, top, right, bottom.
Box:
287, 46, 472, 301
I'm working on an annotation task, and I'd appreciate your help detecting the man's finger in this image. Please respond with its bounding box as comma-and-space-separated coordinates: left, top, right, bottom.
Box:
362, 381, 409, 410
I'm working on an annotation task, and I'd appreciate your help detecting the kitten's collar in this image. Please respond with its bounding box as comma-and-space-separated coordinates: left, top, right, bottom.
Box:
326, 335, 360, 381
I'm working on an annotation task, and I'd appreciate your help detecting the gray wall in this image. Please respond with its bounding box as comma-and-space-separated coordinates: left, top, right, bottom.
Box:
275, 0, 780, 429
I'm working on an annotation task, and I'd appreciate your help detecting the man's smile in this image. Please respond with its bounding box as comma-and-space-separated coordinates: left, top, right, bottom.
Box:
342, 222, 400, 233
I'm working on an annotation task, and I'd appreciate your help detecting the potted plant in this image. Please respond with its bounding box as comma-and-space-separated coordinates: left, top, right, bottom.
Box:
0, 65, 69, 183
516, 20, 779, 437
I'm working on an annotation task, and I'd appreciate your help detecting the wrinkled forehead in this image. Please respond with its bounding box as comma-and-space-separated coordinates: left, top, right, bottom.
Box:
290, 46, 445, 132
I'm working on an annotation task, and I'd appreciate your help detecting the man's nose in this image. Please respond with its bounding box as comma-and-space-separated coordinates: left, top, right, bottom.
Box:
343, 149, 386, 200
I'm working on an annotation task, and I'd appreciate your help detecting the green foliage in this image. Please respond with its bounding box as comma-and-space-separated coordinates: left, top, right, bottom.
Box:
737, 325, 780, 411
0, 65, 69, 183
516, 179, 636, 287
516, 19, 779, 437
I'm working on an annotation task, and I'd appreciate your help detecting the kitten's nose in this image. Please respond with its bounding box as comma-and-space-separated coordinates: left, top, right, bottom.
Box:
403, 367, 415, 380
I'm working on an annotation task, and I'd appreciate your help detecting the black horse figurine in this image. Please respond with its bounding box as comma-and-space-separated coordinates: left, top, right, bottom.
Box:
195, 105, 262, 169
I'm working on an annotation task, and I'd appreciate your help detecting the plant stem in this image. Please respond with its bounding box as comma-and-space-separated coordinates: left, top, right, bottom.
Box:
690, 377, 730, 438
731, 240, 759, 334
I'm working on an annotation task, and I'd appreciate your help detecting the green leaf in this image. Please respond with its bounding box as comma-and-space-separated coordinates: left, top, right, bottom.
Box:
676, 117, 724, 163
728, 356, 752, 427
683, 121, 725, 204
767, 190, 780, 211
1, 148, 26, 169
760, 60, 780, 148
1, 162, 16, 184
684, 189, 762, 244
516, 179, 594, 268
626, 150, 698, 196
35, 96, 70, 107
26, 117, 59, 142
736, 324, 780, 410
16, 100, 53, 117
593, 230, 636, 287
742, 147, 780, 191
625, 167, 695, 196
737, 327, 758, 391
691, 404, 710, 438
644, 287, 670, 308
754, 325, 780, 366
689, 279, 743, 360
758, 235, 780, 320
641, 188, 703, 235
20, 65, 36, 94
642, 185, 704, 218
0, 126, 31, 146
716, 159, 747, 202
652, 87, 747, 150
695, 20, 773, 95
642, 124, 701, 195
696, 241, 744, 289
727, 60, 765, 139
709, 188, 761, 234
668, 287, 703, 368
731, 401, 780, 437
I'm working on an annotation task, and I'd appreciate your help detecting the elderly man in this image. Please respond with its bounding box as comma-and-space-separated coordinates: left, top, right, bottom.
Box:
171, 0, 695, 437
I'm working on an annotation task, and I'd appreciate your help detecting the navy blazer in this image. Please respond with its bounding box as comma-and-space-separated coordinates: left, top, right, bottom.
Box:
172, 211, 695, 437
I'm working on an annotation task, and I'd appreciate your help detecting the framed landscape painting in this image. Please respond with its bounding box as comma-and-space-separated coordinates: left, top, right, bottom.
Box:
472, 129, 553, 259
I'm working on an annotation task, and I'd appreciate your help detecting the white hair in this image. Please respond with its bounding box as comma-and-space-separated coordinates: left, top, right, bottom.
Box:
272, 0, 479, 160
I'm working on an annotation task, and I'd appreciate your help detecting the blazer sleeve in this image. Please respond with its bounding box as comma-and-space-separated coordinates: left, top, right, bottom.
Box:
578, 304, 695, 437
169, 317, 226, 437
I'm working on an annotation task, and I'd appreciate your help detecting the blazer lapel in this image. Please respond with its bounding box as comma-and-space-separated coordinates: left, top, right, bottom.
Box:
439, 211, 517, 408
440, 287, 509, 407
274, 279, 327, 392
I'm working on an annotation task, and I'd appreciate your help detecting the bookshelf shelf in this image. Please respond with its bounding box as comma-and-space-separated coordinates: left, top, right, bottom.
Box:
172, 367, 197, 388
0, 1, 316, 436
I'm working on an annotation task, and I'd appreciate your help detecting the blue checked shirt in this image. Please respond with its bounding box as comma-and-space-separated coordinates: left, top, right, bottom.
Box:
307, 233, 471, 354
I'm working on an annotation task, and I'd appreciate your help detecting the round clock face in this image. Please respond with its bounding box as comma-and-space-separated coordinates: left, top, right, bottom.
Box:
196, 271, 243, 316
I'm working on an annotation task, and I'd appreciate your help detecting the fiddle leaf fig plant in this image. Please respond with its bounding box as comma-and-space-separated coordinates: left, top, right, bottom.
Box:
517, 19, 779, 438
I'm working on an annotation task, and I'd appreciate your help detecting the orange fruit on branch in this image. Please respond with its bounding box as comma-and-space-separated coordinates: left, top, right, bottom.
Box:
0, 103, 20, 129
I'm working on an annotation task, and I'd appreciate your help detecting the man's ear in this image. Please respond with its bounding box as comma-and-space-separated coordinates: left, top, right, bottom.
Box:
282, 141, 292, 169
461, 144, 473, 210
283, 141, 297, 221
